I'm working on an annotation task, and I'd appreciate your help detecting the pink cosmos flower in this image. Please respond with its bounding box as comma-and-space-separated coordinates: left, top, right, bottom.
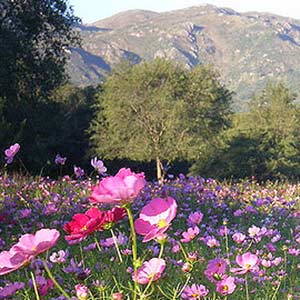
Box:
75, 284, 89, 300
91, 157, 107, 174
181, 226, 200, 243
89, 168, 146, 205
134, 197, 177, 242
12, 229, 60, 257
4, 143, 20, 164
0, 229, 60, 276
232, 232, 246, 244
204, 258, 228, 282
216, 276, 236, 296
181, 284, 209, 299
231, 252, 259, 274
132, 258, 166, 284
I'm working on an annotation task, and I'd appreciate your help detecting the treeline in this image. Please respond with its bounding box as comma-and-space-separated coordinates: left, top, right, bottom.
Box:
1, 0, 300, 180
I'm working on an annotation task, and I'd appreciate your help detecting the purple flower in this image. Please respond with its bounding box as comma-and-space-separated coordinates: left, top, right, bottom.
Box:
91, 157, 107, 174
181, 226, 200, 243
74, 166, 84, 178
181, 284, 209, 299
55, 154, 67, 165
4, 143, 20, 164
0, 282, 25, 299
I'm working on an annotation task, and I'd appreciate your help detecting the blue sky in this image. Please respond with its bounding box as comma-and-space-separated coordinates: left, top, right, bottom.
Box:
69, 0, 300, 24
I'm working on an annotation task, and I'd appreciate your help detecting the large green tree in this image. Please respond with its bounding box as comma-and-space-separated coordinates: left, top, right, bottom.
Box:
89, 59, 232, 180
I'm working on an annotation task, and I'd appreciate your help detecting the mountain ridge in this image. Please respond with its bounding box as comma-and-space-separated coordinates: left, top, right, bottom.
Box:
67, 5, 300, 109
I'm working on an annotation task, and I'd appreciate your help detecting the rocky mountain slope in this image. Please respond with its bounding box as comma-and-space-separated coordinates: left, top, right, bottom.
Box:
67, 5, 300, 109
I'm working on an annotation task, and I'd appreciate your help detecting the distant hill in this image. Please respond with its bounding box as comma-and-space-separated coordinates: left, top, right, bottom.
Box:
67, 5, 300, 109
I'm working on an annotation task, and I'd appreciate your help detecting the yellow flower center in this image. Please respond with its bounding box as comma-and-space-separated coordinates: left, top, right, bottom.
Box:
191, 293, 199, 297
157, 219, 167, 228
223, 285, 229, 291
245, 263, 252, 269
82, 225, 87, 231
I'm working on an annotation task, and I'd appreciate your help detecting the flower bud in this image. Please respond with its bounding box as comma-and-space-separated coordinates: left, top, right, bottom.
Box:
75, 284, 89, 300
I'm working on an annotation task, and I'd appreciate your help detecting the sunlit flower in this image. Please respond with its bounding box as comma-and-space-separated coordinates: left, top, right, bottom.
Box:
231, 252, 259, 274
91, 157, 107, 174
216, 276, 236, 295
181, 283, 209, 299
4, 143, 20, 164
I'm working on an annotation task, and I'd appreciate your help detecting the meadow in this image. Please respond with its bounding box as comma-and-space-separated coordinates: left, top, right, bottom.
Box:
1, 159, 300, 300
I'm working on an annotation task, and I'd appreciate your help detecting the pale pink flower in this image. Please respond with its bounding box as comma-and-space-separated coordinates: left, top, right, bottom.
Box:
75, 284, 89, 300
0, 249, 29, 275
248, 225, 260, 237
4, 143, 20, 164
90, 168, 145, 204
232, 232, 246, 244
12, 229, 60, 257
134, 197, 177, 242
132, 258, 166, 284
216, 276, 236, 295
231, 252, 259, 274
188, 211, 203, 224
181, 226, 200, 243
206, 236, 220, 248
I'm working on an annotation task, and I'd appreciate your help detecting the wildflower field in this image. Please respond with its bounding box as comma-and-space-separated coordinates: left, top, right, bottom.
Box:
1, 162, 300, 299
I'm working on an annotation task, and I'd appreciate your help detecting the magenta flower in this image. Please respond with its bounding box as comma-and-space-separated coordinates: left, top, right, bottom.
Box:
91, 157, 107, 174
132, 258, 166, 284
181, 283, 209, 299
204, 258, 228, 282
216, 276, 236, 295
4, 143, 20, 164
12, 229, 60, 257
231, 252, 259, 274
181, 226, 200, 243
134, 197, 177, 242
89, 168, 146, 205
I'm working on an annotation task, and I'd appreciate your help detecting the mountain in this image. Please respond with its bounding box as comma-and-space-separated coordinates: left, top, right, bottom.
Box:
67, 5, 300, 109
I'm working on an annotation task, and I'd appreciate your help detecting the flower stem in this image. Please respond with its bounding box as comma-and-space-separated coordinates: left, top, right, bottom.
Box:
30, 272, 40, 300
125, 206, 138, 300
110, 228, 123, 263
245, 275, 250, 300
158, 242, 164, 259
43, 261, 71, 300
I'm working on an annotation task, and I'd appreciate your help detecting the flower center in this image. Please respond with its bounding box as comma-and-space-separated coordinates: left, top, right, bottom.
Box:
223, 285, 229, 291
245, 263, 252, 269
157, 219, 167, 228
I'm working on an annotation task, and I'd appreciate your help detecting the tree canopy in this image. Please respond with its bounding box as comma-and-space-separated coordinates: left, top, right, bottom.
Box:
89, 59, 232, 180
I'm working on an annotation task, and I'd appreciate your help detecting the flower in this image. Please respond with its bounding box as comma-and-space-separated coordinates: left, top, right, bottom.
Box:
55, 154, 66, 165
231, 252, 259, 274
50, 250, 69, 263
12, 229, 60, 257
134, 197, 177, 242
29, 275, 54, 296
74, 166, 84, 178
64, 208, 107, 244
0, 282, 25, 299
181, 284, 209, 299
188, 211, 203, 225
132, 258, 166, 284
90, 168, 146, 205
216, 276, 236, 295
0, 229, 59, 275
91, 157, 107, 174
4, 143, 20, 164
232, 232, 246, 244
204, 258, 228, 282
181, 226, 200, 243
75, 284, 89, 300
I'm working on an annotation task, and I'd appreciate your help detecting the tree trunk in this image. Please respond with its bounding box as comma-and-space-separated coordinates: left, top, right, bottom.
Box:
156, 156, 163, 184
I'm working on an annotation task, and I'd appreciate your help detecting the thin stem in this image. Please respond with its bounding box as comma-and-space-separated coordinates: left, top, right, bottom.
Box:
158, 242, 164, 259
30, 272, 40, 300
245, 275, 250, 300
110, 229, 123, 263
43, 261, 71, 300
125, 206, 138, 300
270, 279, 281, 300
94, 236, 102, 252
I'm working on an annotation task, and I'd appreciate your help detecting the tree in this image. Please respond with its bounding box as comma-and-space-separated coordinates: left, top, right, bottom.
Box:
0, 0, 80, 171
193, 82, 300, 180
89, 59, 232, 180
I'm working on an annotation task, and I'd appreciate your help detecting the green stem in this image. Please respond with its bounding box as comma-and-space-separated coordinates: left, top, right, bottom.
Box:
158, 242, 164, 259
30, 272, 40, 300
43, 261, 71, 300
110, 229, 123, 263
94, 236, 102, 252
245, 275, 250, 300
125, 206, 138, 300
270, 279, 281, 300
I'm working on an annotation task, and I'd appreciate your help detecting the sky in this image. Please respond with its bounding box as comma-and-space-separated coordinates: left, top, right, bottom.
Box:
69, 0, 300, 24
